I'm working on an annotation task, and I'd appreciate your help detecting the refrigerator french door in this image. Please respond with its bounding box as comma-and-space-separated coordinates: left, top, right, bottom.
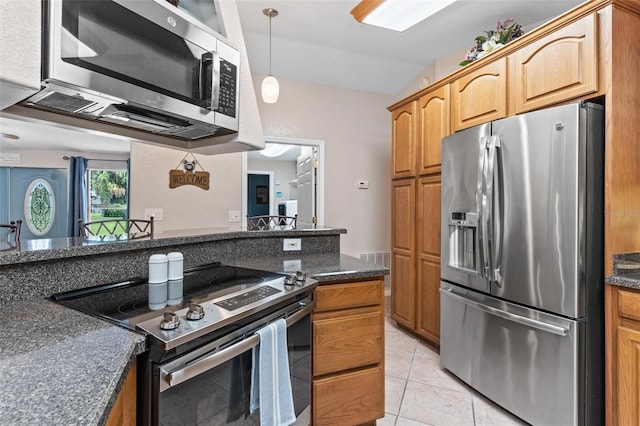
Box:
440, 101, 604, 426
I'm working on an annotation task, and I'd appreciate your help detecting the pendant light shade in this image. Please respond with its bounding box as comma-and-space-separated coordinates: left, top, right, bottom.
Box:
262, 75, 279, 103
262, 8, 279, 103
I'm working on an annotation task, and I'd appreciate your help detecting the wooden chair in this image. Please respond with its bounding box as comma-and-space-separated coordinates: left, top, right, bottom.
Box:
247, 215, 297, 230
78, 217, 154, 240
0, 220, 22, 242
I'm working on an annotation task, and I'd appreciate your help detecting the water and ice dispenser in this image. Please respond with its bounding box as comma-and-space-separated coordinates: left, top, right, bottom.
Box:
447, 212, 478, 272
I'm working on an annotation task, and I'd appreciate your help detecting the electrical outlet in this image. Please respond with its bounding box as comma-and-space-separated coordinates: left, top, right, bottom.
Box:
228, 210, 241, 222
145, 208, 163, 221
283, 238, 301, 251
283, 259, 301, 272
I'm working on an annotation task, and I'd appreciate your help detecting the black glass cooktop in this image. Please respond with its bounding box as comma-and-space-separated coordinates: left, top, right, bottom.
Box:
50, 262, 283, 329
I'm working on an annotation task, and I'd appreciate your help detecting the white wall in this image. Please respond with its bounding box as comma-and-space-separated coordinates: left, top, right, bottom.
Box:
129, 142, 243, 234
248, 158, 297, 201
253, 75, 394, 257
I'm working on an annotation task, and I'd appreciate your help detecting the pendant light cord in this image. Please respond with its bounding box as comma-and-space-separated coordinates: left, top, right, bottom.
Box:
269, 15, 272, 76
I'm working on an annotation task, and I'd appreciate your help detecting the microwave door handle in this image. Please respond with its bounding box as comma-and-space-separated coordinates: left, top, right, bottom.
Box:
161, 302, 314, 391
200, 51, 221, 110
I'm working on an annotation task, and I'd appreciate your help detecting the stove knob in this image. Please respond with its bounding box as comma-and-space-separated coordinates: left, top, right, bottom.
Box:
284, 274, 297, 286
295, 271, 308, 283
160, 312, 180, 330
186, 303, 205, 321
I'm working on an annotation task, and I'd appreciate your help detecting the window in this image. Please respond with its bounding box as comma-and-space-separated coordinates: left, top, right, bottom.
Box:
87, 167, 129, 221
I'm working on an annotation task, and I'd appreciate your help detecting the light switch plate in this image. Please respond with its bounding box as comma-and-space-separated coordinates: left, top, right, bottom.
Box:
283, 238, 301, 251
145, 208, 163, 220
228, 210, 241, 222
283, 259, 301, 272
357, 180, 369, 189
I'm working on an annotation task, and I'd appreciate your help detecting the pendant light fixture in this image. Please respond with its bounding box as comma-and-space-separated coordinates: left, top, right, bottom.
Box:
262, 8, 279, 103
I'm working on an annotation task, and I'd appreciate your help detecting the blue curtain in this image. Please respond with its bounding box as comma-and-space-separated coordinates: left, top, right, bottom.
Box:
126, 159, 131, 219
67, 156, 88, 237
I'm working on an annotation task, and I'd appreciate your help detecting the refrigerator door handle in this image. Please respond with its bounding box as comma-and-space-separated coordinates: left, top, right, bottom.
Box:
440, 288, 569, 336
487, 136, 503, 286
478, 137, 491, 280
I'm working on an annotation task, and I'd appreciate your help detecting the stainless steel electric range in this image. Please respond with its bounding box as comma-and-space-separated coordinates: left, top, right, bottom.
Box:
51, 262, 317, 425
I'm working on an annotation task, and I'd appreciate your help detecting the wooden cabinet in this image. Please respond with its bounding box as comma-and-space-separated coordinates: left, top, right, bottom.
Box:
391, 179, 416, 329
452, 58, 507, 131
606, 285, 640, 426
312, 278, 385, 426
390, 85, 447, 346
391, 101, 418, 178
105, 359, 137, 426
417, 85, 450, 175
416, 176, 441, 344
511, 14, 598, 114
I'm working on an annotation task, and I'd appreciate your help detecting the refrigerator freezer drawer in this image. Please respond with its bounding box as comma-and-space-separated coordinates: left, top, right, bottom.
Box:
440, 282, 583, 425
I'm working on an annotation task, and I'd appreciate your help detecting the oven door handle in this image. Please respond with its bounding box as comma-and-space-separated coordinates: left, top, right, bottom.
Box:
161, 301, 314, 391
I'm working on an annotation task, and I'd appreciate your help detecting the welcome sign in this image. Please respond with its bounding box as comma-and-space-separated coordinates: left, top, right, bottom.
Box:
169, 154, 210, 190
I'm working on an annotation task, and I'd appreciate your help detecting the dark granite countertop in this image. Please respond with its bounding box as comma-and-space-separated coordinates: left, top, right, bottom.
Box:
0, 299, 146, 425
0, 226, 347, 266
0, 253, 386, 424
606, 252, 640, 290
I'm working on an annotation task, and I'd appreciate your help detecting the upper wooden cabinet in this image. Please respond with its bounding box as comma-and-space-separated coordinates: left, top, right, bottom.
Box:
452, 58, 507, 131
418, 85, 450, 175
511, 14, 598, 113
392, 101, 418, 178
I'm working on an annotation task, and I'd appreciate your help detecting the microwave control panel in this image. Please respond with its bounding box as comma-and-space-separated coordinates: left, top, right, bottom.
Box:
216, 59, 237, 118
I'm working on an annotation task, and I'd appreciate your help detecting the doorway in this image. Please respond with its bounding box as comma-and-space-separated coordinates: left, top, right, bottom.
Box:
242, 137, 324, 227
0, 167, 69, 239
247, 171, 274, 217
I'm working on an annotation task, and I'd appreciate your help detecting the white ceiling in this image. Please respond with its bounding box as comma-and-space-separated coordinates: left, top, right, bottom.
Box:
0, 0, 585, 156
236, 0, 585, 96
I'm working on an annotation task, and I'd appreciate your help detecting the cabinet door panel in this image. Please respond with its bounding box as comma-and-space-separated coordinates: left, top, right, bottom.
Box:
392, 102, 417, 178
391, 251, 415, 329
617, 326, 640, 426
392, 179, 415, 252
418, 176, 441, 258
513, 14, 597, 113
315, 280, 382, 312
417, 257, 440, 344
452, 58, 507, 131
418, 85, 450, 175
313, 311, 383, 376
313, 366, 384, 426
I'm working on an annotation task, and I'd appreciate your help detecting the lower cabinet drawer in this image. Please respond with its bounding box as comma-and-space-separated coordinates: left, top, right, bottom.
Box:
313, 311, 383, 376
313, 366, 384, 426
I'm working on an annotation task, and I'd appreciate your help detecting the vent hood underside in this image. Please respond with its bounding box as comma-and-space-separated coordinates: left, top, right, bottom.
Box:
22, 82, 234, 141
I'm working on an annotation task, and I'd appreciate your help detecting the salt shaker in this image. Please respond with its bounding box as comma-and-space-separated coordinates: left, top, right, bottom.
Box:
148, 254, 168, 310
167, 252, 184, 305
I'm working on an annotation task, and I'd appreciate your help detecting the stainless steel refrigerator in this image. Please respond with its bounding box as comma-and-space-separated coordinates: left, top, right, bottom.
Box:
440, 101, 604, 425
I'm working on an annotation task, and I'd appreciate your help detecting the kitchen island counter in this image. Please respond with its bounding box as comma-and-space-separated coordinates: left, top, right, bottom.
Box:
0, 253, 386, 425
0, 298, 146, 425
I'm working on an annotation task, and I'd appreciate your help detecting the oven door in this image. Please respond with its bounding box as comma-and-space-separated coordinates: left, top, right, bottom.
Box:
152, 300, 313, 426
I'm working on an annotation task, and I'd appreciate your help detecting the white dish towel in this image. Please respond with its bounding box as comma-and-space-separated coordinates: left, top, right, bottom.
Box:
250, 318, 296, 426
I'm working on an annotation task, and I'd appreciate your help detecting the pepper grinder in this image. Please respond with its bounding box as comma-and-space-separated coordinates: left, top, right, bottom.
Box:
167, 252, 184, 305
148, 254, 168, 310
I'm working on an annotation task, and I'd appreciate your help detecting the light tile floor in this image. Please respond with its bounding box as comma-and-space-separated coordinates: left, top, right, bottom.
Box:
380, 296, 529, 426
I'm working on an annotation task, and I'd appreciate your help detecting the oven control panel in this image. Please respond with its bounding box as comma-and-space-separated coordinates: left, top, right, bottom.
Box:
136, 276, 317, 350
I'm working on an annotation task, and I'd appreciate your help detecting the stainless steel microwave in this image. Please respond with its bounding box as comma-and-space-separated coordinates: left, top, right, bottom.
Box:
24, 0, 240, 140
